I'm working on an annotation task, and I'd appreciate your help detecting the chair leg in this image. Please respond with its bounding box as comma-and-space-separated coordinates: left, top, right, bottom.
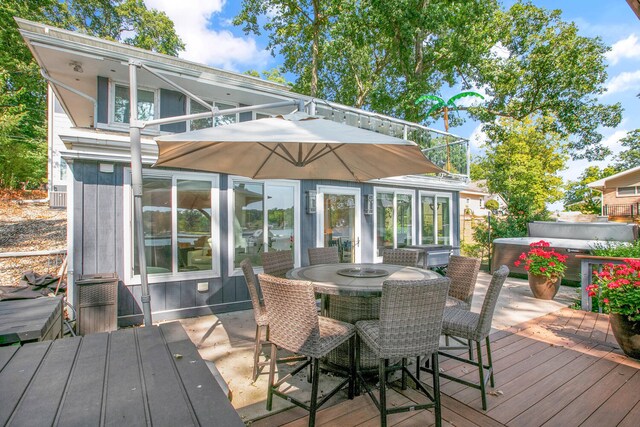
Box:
486, 336, 495, 387
252, 325, 261, 382
468, 339, 474, 361
401, 358, 408, 390
379, 359, 388, 427
348, 335, 355, 399
309, 357, 321, 427
476, 340, 487, 410
266, 343, 277, 411
415, 356, 421, 381
432, 353, 442, 427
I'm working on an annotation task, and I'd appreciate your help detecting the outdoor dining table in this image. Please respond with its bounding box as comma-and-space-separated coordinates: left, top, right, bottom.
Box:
287, 263, 439, 369
0, 322, 243, 427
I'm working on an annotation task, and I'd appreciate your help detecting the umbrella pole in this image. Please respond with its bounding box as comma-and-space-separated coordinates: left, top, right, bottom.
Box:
129, 61, 152, 327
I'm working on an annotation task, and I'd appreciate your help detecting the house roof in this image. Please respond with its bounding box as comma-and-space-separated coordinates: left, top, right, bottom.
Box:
587, 165, 640, 190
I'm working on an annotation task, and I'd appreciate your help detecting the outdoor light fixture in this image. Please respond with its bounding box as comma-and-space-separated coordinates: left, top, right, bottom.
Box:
364, 194, 374, 215
306, 190, 317, 214
69, 61, 83, 73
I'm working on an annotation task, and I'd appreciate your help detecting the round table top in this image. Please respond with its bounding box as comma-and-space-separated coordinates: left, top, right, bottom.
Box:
286, 263, 440, 296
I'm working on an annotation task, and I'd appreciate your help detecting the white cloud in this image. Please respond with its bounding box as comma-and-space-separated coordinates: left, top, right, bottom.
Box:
145, 0, 269, 71
605, 34, 640, 65
604, 70, 640, 95
489, 42, 510, 60
601, 130, 627, 150
469, 124, 488, 150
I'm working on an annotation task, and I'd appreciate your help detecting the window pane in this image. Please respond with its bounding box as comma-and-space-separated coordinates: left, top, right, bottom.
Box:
233, 182, 264, 268
114, 85, 154, 123
215, 102, 236, 127
190, 100, 213, 130
618, 186, 636, 196
266, 184, 295, 254
177, 180, 212, 272
376, 193, 394, 256
135, 177, 172, 274
437, 197, 451, 245
421, 195, 435, 244
397, 194, 412, 247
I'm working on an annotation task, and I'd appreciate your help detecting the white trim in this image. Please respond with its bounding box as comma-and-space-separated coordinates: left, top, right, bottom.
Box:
372, 187, 416, 262
616, 186, 640, 197
123, 167, 220, 285
316, 185, 362, 263
227, 176, 301, 277
418, 191, 453, 245
66, 159, 75, 315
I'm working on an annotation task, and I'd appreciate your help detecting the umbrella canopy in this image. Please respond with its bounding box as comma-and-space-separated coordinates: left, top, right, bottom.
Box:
154, 112, 443, 182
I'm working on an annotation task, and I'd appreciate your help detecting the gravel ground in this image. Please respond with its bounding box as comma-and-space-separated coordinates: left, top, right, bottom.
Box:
0, 199, 67, 286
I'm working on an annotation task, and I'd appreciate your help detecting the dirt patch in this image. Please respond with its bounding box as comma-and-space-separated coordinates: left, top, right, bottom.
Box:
0, 196, 67, 286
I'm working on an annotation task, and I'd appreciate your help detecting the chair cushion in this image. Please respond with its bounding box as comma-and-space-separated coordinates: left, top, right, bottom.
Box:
301, 316, 355, 359
441, 308, 482, 341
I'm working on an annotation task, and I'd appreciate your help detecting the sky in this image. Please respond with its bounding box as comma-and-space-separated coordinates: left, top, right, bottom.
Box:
144, 0, 640, 206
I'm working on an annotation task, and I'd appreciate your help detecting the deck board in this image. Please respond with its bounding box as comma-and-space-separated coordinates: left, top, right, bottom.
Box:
257, 307, 640, 427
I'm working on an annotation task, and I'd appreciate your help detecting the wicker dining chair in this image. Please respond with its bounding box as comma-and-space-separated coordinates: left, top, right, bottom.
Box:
308, 246, 340, 265
445, 255, 481, 310
356, 277, 451, 427
258, 274, 356, 427
240, 258, 270, 382
381, 248, 420, 267
261, 250, 293, 277
422, 265, 509, 411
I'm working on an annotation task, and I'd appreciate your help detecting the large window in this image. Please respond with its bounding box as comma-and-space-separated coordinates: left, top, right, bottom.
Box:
375, 189, 414, 258
113, 84, 156, 124
420, 193, 452, 245
617, 186, 640, 197
189, 99, 237, 131
230, 178, 299, 272
126, 170, 219, 281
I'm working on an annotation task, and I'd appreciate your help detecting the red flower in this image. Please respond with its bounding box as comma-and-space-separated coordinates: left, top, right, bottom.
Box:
514, 260, 521, 267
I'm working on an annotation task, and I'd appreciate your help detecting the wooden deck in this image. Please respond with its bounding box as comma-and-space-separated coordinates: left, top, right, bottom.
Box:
253, 308, 640, 427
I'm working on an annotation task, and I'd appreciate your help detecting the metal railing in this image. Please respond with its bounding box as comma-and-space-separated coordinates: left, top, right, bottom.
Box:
603, 203, 640, 218
313, 101, 470, 179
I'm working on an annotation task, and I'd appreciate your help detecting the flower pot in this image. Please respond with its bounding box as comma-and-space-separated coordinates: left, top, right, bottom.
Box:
609, 313, 640, 360
527, 273, 561, 300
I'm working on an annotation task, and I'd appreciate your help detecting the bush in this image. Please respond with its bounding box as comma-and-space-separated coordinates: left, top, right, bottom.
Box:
590, 240, 640, 258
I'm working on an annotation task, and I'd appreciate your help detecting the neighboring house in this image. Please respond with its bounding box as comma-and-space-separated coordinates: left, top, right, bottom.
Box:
588, 165, 640, 223
18, 18, 470, 326
459, 181, 506, 243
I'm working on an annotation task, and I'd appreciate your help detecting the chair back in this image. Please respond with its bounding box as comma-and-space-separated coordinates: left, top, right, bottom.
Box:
240, 258, 266, 323
261, 250, 293, 277
382, 249, 420, 267
258, 274, 320, 354
476, 265, 509, 337
308, 246, 340, 265
378, 277, 451, 359
446, 255, 481, 306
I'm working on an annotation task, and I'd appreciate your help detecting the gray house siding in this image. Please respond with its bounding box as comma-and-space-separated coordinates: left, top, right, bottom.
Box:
71, 161, 460, 326
96, 76, 109, 124
159, 89, 186, 133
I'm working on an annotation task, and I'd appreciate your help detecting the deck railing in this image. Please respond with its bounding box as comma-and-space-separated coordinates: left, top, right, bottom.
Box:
603, 203, 640, 218
314, 100, 470, 179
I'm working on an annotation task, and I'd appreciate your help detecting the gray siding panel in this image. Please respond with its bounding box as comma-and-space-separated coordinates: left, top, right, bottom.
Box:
97, 76, 108, 124
160, 89, 186, 133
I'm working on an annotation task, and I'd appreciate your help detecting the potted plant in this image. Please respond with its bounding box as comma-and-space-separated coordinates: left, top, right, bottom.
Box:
515, 240, 568, 300
586, 259, 640, 359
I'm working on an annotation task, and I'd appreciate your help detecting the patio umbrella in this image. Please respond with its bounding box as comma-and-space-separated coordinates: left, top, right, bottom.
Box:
154, 112, 443, 182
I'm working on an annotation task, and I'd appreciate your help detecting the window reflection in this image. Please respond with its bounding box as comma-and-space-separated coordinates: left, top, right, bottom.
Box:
437, 197, 451, 245
234, 182, 264, 268
177, 180, 212, 272
114, 85, 154, 123
421, 195, 435, 244
397, 194, 412, 247
376, 193, 394, 256
135, 177, 172, 274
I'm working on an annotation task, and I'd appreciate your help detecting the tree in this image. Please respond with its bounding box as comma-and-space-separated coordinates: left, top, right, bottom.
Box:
0, 0, 184, 189
563, 166, 618, 214
615, 129, 640, 171
472, 116, 568, 216
244, 67, 291, 86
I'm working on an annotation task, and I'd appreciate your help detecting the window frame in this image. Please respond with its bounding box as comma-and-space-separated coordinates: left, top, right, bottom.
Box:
227, 176, 301, 277
373, 187, 416, 262
123, 168, 220, 285
186, 98, 240, 132
418, 191, 453, 246
616, 186, 640, 197
108, 81, 159, 131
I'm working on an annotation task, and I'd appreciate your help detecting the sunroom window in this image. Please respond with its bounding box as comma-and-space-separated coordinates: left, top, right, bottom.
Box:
420, 193, 451, 245
189, 99, 237, 130
230, 178, 299, 272
129, 171, 219, 278
375, 190, 414, 257
113, 84, 155, 123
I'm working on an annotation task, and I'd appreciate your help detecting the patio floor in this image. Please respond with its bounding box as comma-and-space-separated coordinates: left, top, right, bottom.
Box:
176, 273, 640, 426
